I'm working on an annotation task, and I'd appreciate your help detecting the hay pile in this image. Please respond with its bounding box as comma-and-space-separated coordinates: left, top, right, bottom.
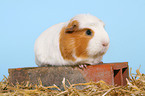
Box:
0, 68, 145, 96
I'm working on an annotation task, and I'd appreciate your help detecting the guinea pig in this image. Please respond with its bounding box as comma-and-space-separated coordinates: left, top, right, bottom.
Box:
34, 14, 110, 67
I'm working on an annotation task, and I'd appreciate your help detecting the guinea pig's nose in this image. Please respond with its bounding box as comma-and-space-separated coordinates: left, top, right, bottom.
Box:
102, 42, 109, 47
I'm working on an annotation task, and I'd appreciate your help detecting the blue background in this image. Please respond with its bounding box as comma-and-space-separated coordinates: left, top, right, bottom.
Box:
0, 0, 145, 80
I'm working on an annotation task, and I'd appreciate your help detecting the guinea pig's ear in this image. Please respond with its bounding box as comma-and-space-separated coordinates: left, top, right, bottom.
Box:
65, 20, 79, 33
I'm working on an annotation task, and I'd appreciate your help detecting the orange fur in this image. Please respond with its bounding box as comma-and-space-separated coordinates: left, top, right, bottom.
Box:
59, 20, 94, 61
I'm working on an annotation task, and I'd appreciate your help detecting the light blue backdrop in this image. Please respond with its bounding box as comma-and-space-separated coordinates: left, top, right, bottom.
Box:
0, 0, 145, 80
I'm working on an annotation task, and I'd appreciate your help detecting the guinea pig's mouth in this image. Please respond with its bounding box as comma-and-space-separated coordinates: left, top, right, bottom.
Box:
98, 51, 106, 56
87, 43, 109, 57
96, 48, 108, 56
92, 51, 105, 58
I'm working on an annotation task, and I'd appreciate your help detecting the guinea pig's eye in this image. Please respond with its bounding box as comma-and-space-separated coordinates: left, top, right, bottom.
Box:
86, 29, 92, 36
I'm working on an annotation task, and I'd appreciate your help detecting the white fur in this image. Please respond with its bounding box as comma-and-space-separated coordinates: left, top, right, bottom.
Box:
34, 14, 109, 66
34, 23, 72, 66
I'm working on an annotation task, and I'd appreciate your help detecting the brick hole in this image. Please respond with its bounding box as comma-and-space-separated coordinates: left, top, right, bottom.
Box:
114, 69, 121, 85
122, 67, 128, 85
122, 68, 127, 73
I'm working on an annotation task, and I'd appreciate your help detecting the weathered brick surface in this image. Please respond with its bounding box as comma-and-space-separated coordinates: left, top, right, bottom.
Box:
8, 62, 128, 89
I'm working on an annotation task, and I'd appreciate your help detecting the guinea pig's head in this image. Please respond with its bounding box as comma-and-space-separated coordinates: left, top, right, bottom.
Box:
59, 14, 110, 62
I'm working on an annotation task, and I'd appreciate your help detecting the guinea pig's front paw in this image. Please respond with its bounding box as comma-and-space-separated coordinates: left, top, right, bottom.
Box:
78, 64, 90, 69
78, 64, 87, 69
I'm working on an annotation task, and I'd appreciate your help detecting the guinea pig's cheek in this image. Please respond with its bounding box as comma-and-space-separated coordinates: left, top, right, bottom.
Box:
87, 39, 97, 56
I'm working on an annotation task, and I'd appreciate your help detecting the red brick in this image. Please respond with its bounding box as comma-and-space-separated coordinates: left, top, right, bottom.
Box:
8, 62, 128, 89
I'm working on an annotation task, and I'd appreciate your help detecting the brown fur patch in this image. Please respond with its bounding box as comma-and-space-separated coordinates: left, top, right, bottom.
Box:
65, 20, 79, 32
59, 20, 94, 61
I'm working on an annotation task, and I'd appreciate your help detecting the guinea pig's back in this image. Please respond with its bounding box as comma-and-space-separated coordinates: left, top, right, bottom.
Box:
34, 22, 66, 66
